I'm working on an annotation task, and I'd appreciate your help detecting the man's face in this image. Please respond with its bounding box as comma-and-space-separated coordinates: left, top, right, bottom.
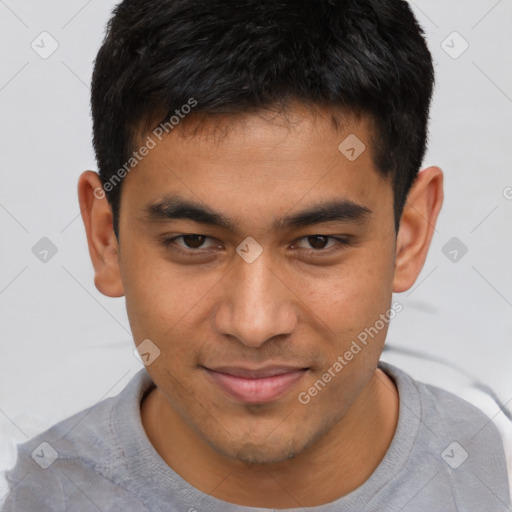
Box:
117, 104, 397, 464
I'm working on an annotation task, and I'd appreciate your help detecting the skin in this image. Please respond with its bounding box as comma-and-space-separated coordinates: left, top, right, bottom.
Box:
78, 102, 443, 508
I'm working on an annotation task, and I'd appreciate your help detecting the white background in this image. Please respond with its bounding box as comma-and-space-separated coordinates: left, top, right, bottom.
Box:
1, 0, 511, 490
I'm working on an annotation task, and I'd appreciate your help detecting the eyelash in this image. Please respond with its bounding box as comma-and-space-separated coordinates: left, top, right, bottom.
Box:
160, 234, 351, 257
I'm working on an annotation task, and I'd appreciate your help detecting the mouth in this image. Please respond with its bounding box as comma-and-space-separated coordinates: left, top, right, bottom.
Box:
201, 365, 310, 404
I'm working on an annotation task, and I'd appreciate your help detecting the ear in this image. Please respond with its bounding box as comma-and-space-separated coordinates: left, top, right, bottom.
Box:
77, 171, 124, 297
393, 166, 444, 293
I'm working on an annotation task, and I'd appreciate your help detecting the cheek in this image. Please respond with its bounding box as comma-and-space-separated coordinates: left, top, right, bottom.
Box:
298, 245, 394, 334
121, 243, 223, 371
121, 229, 394, 352
120, 243, 195, 340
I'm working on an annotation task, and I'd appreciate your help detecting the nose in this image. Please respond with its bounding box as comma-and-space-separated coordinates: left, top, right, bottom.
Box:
213, 248, 298, 348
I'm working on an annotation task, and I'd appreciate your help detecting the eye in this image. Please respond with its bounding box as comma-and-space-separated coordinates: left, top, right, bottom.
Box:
292, 235, 351, 254
160, 233, 351, 258
161, 234, 219, 253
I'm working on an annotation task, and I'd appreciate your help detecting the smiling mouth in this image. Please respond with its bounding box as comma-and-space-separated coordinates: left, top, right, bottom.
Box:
201, 365, 310, 404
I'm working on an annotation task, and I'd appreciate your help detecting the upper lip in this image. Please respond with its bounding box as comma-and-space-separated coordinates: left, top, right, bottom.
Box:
203, 365, 309, 379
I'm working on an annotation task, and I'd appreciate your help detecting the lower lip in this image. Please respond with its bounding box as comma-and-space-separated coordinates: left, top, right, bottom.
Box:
203, 368, 308, 404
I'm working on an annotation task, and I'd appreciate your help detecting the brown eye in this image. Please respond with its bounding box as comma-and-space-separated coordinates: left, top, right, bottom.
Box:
181, 234, 207, 249
160, 234, 220, 254
306, 235, 330, 250
291, 235, 351, 255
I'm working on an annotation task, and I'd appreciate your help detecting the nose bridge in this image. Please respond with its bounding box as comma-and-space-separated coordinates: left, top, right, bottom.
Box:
217, 248, 296, 347
237, 250, 276, 307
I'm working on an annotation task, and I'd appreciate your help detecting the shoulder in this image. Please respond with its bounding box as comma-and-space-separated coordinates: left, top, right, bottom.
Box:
380, 360, 506, 444
411, 368, 506, 450
1, 394, 115, 511
379, 361, 511, 509
1, 369, 151, 511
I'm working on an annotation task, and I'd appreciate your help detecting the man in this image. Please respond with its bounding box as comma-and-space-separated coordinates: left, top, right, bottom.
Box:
2, 0, 510, 510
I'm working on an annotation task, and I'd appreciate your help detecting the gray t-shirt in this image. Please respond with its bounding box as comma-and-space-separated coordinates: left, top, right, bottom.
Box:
1, 361, 510, 511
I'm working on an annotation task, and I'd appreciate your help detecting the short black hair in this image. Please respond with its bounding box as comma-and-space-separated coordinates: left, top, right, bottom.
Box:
91, 0, 434, 239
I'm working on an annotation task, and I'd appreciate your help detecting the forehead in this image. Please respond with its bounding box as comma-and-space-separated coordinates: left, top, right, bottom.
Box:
151, 102, 367, 154
130, 103, 378, 180
120, 103, 393, 233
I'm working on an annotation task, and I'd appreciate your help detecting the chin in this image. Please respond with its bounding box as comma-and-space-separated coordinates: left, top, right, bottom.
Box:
235, 443, 300, 465
205, 431, 311, 466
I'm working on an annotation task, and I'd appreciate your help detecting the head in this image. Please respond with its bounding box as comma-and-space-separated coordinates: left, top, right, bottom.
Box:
79, 0, 443, 465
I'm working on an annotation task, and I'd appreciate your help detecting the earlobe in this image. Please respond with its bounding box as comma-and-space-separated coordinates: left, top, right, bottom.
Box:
77, 171, 125, 298
392, 166, 444, 293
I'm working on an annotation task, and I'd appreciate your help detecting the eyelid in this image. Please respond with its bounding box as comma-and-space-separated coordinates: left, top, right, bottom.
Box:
161, 234, 221, 252
290, 235, 351, 251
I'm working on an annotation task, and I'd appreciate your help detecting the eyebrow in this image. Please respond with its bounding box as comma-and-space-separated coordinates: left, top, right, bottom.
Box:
142, 195, 372, 233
